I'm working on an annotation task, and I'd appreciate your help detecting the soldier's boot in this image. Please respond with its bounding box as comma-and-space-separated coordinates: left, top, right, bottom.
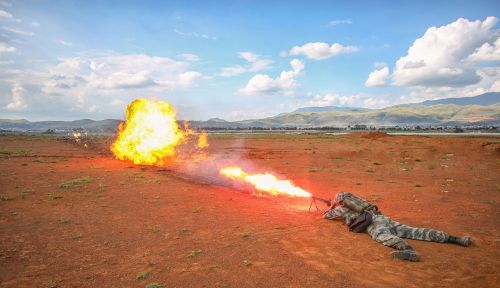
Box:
447, 235, 472, 247
390, 242, 419, 262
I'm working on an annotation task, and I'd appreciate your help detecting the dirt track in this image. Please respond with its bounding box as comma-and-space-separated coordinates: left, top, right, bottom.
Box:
0, 133, 499, 287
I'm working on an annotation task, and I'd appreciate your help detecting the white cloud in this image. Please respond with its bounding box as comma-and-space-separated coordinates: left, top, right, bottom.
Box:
177, 71, 203, 86
220, 66, 246, 77
173, 29, 216, 40
0, 9, 12, 19
56, 39, 73, 47
5, 82, 26, 110
0, 42, 16, 53
0, 53, 206, 117
365, 66, 389, 87
288, 42, 359, 60
0, 59, 13, 64
468, 37, 500, 62
30, 21, 40, 28
327, 19, 352, 27
363, 97, 387, 107
392, 16, 499, 87
239, 59, 304, 95
220, 51, 273, 77
308, 93, 362, 106
42, 54, 205, 91
307, 92, 388, 108
373, 62, 387, 69
177, 53, 199, 62
2, 26, 33, 36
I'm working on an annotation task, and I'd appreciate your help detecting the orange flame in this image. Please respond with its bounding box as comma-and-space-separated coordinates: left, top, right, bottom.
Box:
220, 166, 312, 198
111, 98, 185, 165
197, 132, 209, 149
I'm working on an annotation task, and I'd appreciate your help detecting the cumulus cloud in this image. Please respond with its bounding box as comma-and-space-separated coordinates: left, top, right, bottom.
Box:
307, 92, 387, 108
0, 42, 15, 53
308, 93, 362, 106
5, 82, 26, 110
1, 53, 205, 115
365, 66, 389, 87
220, 51, 273, 77
239, 59, 304, 95
468, 37, 500, 62
288, 42, 359, 60
392, 16, 499, 87
42, 54, 205, 92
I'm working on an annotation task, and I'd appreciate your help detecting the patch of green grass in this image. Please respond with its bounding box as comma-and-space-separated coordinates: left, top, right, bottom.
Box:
180, 228, 190, 235
136, 271, 150, 280
309, 167, 321, 172
373, 162, 382, 165
415, 159, 422, 162
33, 158, 58, 163
47, 282, 58, 288
415, 184, 422, 188
188, 250, 202, 257
148, 260, 156, 267
192, 207, 201, 213
58, 176, 91, 189
21, 163, 28, 166
152, 226, 161, 233
72, 235, 82, 240
366, 169, 374, 173
145, 283, 163, 288
0, 149, 31, 157
243, 259, 252, 266
48, 193, 63, 200
427, 163, 436, 170
59, 217, 69, 224
0, 194, 15, 201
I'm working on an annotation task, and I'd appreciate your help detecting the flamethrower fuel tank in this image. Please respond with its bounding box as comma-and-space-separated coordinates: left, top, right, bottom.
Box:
342, 193, 378, 213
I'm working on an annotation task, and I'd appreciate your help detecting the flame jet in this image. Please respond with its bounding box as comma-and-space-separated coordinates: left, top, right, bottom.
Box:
219, 166, 312, 198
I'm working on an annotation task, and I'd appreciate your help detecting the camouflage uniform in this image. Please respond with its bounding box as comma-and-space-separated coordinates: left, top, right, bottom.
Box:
324, 192, 449, 250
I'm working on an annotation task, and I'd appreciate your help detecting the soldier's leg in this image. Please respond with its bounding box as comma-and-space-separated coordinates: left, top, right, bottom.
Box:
392, 220, 472, 246
391, 220, 449, 243
367, 222, 419, 261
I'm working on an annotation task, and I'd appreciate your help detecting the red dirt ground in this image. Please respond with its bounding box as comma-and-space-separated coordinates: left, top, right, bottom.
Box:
0, 133, 499, 288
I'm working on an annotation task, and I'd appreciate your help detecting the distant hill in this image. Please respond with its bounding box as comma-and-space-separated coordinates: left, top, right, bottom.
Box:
293, 106, 371, 113
401, 92, 499, 107
0, 119, 121, 132
206, 118, 227, 122
236, 104, 500, 128
1, 92, 499, 131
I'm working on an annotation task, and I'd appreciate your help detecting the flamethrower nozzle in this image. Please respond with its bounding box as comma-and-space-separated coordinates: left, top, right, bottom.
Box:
311, 196, 332, 207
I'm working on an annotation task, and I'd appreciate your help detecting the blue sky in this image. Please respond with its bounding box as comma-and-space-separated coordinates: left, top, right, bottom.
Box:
0, 0, 499, 121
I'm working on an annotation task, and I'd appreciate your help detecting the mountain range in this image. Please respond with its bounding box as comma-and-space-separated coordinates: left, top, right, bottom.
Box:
1, 92, 499, 131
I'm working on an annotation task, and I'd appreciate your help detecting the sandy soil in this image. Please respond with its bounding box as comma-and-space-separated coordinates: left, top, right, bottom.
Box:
0, 132, 499, 288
